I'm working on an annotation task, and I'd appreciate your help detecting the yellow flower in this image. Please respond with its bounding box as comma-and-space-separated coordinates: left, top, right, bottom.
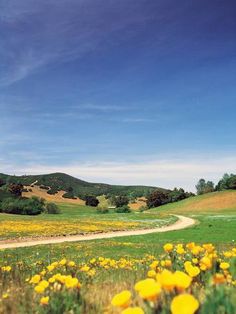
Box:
213, 273, 226, 285
47, 265, 55, 272
176, 244, 185, 255
150, 260, 159, 270
184, 262, 200, 278
220, 262, 230, 270
59, 258, 67, 266
1, 266, 12, 272
111, 290, 131, 308
2, 293, 9, 299
171, 294, 199, 314
200, 256, 212, 270
67, 261, 76, 267
163, 243, 173, 253
30, 274, 41, 284
165, 260, 172, 268
65, 276, 79, 289
80, 265, 90, 272
156, 269, 175, 292
147, 270, 156, 278
135, 278, 155, 292
121, 307, 144, 314
174, 271, 192, 290
138, 281, 161, 301
40, 296, 49, 305
35, 285, 46, 294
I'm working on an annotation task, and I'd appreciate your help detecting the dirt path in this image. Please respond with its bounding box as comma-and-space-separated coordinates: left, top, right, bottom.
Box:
0, 215, 195, 249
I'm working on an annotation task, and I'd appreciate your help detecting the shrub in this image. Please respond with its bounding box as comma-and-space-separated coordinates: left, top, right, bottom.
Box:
47, 187, 58, 195
0, 196, 45, 215
112, 195, 129, 208
40, 185, 49, 190
96, 206, 109, 214
139, 205, 148, 212
0, 179, 6, 187
146, 190, 170, 208
8, 183, 24, 197
85, 196, 99, 207
45, 202, 60, 214
115, 205, 131, 213
62, 192, 76, 199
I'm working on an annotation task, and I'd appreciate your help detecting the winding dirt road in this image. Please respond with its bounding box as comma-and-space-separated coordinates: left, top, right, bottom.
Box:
0, 215, 195, 249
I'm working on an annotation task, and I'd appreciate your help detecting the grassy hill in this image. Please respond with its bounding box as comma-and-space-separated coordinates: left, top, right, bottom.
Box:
0, 172, 165, 198
150, 190, 236, 215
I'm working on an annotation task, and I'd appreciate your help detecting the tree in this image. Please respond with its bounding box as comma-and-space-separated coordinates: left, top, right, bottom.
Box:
85, 195, 99, 207
146, 190, 170, 208
216, 173, 236, 190
45, 202, 60, 214
8, 183, 24, 197
113, 195, 129, 208
196, 179, 214, 195
169, 188, 187, 202
0, 179, 5, 187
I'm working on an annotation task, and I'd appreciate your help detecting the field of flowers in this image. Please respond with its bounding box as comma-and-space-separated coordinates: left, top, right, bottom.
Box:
0, 203, 176, 240
0, 219, 142, 239
1, 242, 236, 313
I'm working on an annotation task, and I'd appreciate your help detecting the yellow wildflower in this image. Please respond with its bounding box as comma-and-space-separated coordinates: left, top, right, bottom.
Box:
40, 296, 49, 305
174, 271, 192, 290
30, 274, 41, 284
220, 262, 230, 270
121, 307, 144, 314
163, 243, 173, 253
111, 290, 131, 308
171, 294, 199, 314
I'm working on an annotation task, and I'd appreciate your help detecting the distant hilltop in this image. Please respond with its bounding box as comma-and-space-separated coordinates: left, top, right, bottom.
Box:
0, 172, 166, 199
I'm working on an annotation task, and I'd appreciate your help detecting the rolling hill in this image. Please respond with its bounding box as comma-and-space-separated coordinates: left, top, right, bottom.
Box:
0, 172, 166, 199
151, 190, 236, 214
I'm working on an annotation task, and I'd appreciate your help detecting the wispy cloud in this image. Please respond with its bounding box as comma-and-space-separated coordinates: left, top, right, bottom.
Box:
0, 0, 158, 87
2, 155, 236, 192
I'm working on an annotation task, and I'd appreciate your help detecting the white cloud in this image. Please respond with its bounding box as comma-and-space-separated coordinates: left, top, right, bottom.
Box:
2, 156, 236, 192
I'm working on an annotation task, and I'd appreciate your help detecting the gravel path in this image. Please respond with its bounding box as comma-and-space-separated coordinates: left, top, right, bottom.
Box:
0, 215, 195, 249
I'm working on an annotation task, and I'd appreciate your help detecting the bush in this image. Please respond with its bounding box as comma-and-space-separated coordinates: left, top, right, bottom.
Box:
47, 187, 58, 195
8, 183, 24, 197
146, 190, 170, 208
139, 205, 148, 212
62, 192, 76, 199
96, 206, 109, 214
115, 205, 131, 213
112, 195, 129, 208
85, 195, 99, 207
0, 196, 45, 215
45, 202, 60, 214
40, 185, 49, 190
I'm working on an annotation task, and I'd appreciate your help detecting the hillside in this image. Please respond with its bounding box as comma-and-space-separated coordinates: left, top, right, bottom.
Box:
0, 172, 165, 199
151, 190, 236, 214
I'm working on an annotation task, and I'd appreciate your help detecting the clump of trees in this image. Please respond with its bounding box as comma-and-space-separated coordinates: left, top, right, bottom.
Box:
0, 196, 60, 215
85, 195, 99, 207
195, 179, 215, 195
0, 197, 45, 215
146, 188, 194, 209
215, 173, 236, 191
195, 173, 236, 195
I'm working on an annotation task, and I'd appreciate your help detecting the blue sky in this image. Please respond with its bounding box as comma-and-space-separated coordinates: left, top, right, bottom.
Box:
0, 0, 236, 191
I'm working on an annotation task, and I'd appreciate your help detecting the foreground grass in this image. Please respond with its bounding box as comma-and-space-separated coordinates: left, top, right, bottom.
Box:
1, 232, 236, 313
